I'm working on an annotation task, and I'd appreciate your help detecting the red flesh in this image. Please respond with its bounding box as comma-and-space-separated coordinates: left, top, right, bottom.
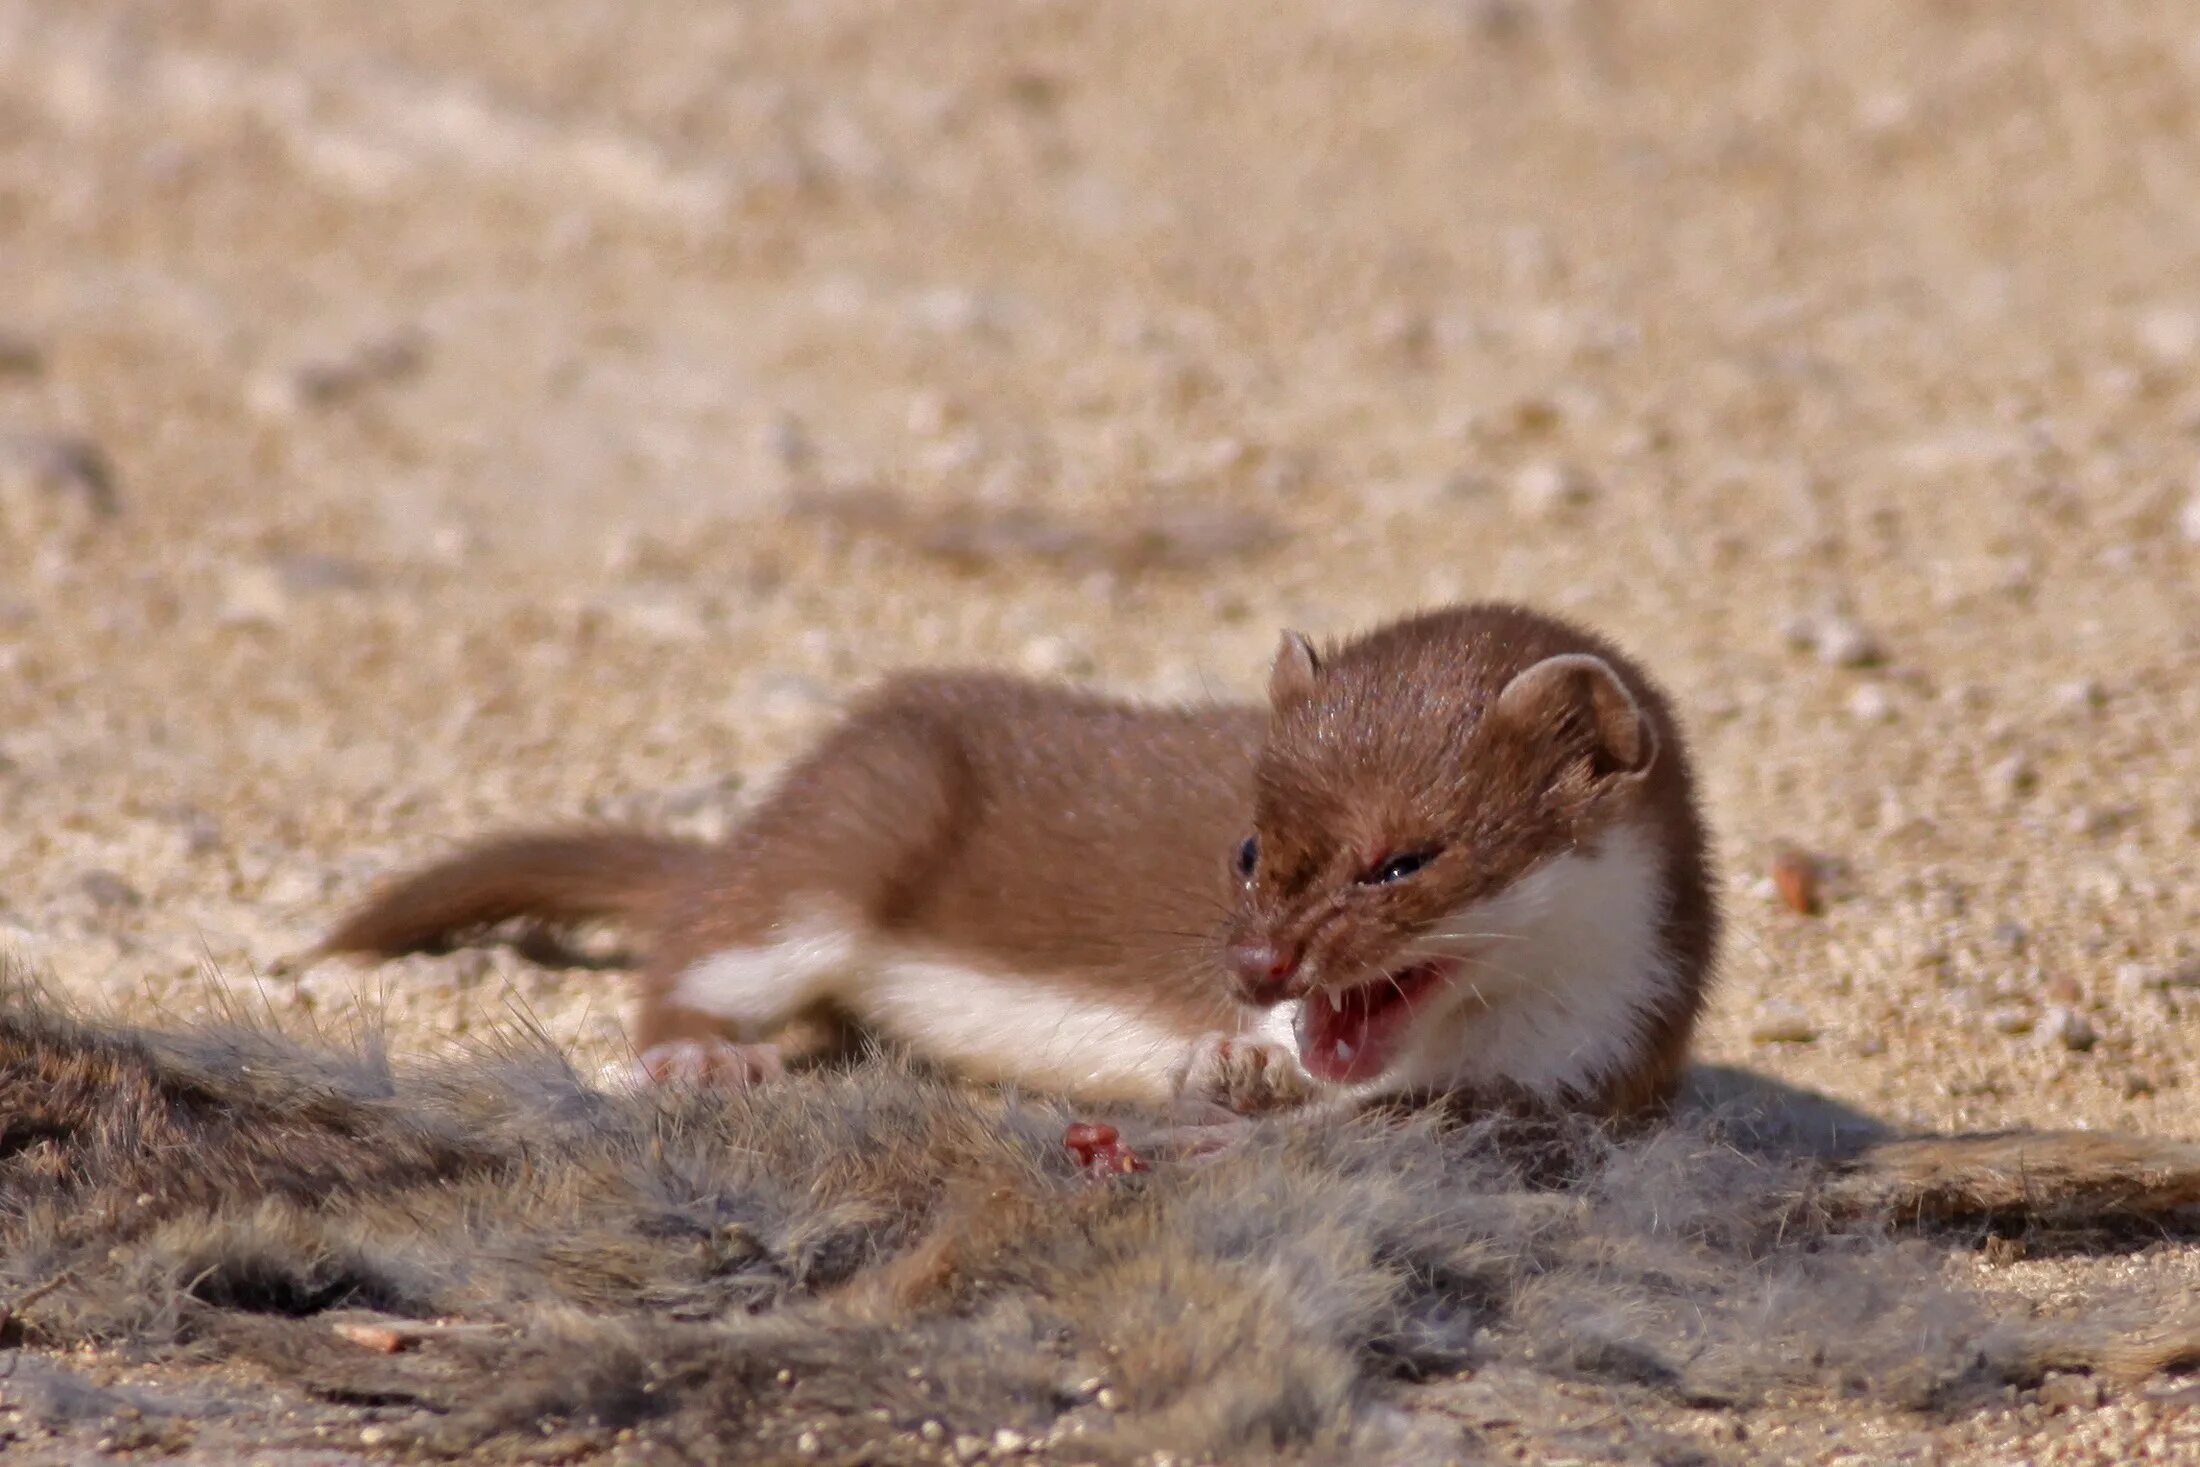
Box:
1064, 1121, 1149, 1177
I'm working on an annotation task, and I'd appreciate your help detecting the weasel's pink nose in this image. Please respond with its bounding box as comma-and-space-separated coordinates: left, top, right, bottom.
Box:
1226, 940, 1301, 1004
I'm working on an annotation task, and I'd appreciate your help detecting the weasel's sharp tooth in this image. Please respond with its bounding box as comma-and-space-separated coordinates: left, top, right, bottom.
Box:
1327, 989, 1342, 1013
1335, 1041, 1355, 1062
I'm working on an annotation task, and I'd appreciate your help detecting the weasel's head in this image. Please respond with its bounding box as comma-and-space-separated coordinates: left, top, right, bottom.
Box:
1222, 613, 1675, 1097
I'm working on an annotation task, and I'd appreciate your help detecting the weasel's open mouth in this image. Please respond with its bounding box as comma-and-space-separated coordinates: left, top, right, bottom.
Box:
1295, 959, 1455, 1085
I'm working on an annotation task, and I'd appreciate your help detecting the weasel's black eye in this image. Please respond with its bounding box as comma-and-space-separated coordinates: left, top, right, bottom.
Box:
1362, 850, 1434, 886
1234, 835, 1259, 880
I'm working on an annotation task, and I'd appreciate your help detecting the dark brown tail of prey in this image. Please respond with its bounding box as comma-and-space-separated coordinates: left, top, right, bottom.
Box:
319, 830, 709, 959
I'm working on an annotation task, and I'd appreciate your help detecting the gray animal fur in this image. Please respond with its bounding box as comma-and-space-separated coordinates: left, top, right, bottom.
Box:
2, 963, 2196, 1464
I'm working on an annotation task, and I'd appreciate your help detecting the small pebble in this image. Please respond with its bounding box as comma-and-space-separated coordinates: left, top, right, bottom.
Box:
218, 564, 294, 629
359, 1426, 390, 1447
2067, 805, 2131, 838
1988, 1006, 2035, 1036
249, 329, 426, 416
1769, 849, 1823, 915
919, 1420, 947, 1443
2039, 1006, 2097, 1052
1, 431, 120, 519
1846, 684, 1894, 723
1783, 612, 1881, 668
796, 1430, 821, 1456
2138, 306, 2200, 363
1813, 616, 1880, 668
992, 1427, 1029, 1455
1508, 460, 1596, 518
333, 1321, 407, 1354
1985, 756, 2037, 806
2053, 679, 2107, 714
953, 1435, 988, 1464
1019, 635, 1093, 678
272, 552, 374, 594
79, 869, 142, 909
1749, 1004, 1817, 1045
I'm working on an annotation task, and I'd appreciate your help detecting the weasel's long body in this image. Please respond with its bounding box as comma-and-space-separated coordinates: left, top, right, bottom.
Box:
323, 604, 1717, 1118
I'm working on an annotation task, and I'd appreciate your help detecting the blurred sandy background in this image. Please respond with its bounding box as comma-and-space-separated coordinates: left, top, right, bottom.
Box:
3, 2, 2198, 1459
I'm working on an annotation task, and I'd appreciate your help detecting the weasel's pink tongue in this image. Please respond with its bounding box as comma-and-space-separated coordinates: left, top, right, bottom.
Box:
1295, 962, 1448, 1085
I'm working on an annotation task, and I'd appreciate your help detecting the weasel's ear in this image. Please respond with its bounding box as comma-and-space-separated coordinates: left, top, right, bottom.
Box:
1268, 630, 1320, 707
1494, 653, 1657, 779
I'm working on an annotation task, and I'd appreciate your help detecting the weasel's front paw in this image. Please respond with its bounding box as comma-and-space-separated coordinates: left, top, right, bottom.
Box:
604, 1039, 787, 1091
1172, 1032, 1315, 1115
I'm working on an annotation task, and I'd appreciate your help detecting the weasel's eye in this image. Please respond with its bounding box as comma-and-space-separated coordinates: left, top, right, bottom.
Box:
1362, 850, 1434, 886
1234, 835, 1259, 880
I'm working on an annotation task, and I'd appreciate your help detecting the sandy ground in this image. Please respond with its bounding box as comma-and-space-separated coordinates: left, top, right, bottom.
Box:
3, 0, 2199, 1461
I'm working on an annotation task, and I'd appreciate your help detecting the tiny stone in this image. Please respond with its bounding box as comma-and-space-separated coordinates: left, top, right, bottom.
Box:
2067, 805, 2131, 838
920, 1420, 947, 1443
1508, 460, 1595, 518
2039, 1006, 2097, 1052
268, 329, 427, 415
1095, 1388, 1122, 1410
1019, 635, 1093, 678
1, 431, 120, 518
1986, 756, 2037, 805
1988, 1006, 2035, 1036
359, 1426, 389, 1447
219, 563, 293, 628
333, 1321, 407, 1353
1749, 1004, 1817, 1045
2053, 679, 2107, 714
2112, 962, 2158, 998
796, 1430, 821, 1456
79, 869, 142, 909
992, 1427, 1029, 1454
1846, 684, 1894, 722
272, 552, 373, 594
1769, 848, 1823, 915
1813, 616, 1880, 668
906, 392, 962, 437
2139, 307, 2200, 363
953, 1435, 987, 1464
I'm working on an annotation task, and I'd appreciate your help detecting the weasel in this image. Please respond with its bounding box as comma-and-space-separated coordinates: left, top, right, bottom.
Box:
319, 603, 1716, 1120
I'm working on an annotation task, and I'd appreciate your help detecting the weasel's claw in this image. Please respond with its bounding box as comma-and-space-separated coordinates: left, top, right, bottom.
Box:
1171, 1032, 1315, 1115
604, 1039, 788, 1091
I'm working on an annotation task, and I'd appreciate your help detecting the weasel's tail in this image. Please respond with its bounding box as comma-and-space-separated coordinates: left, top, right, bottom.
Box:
318, 830, 710, 959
